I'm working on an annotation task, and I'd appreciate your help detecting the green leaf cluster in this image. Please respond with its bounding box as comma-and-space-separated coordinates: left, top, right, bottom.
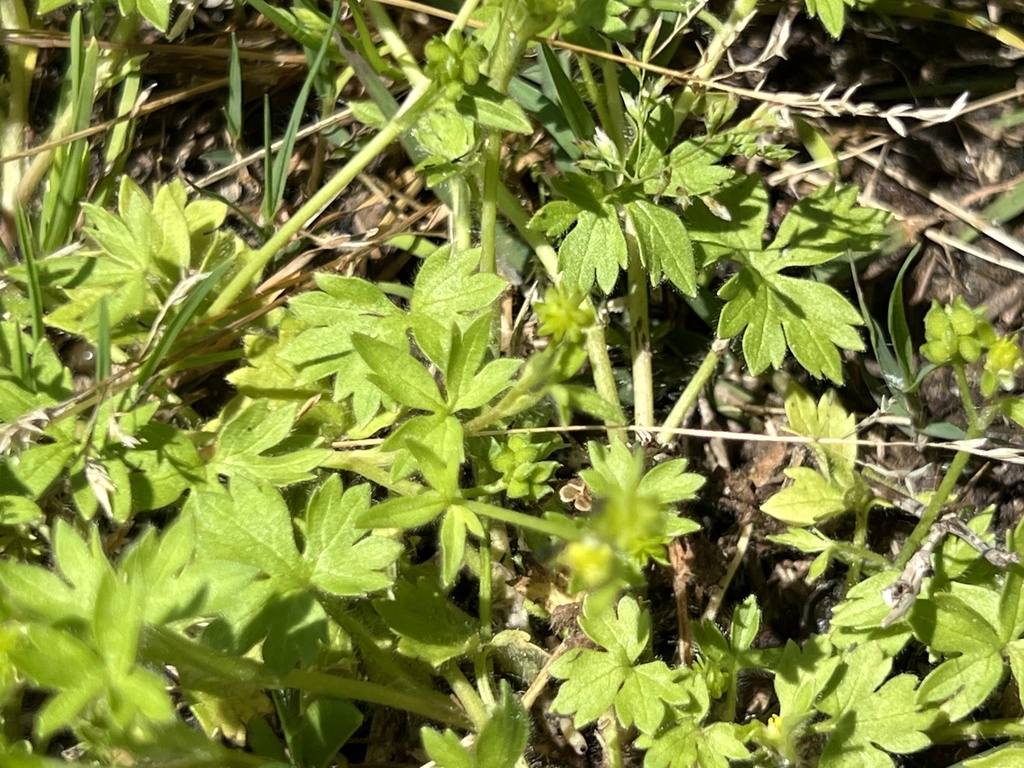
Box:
692, 181, 890, 382
551, 595, 750, 768
761, 383, 876, 530
16, 178, 247, 347
562, 441, 703, 589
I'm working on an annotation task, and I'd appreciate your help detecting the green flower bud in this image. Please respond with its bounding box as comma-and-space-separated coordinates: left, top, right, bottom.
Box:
949, 300, 977, 335
958, 336, 983, 363
982, 335, 1023, 396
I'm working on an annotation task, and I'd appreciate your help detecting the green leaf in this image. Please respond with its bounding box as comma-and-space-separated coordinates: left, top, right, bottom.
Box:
806, 0, 846, 37
626, 199, 696, 295
459, 84, 533, 133
93, 570, 143, 676
410, 247, 507, 322
581, 593, 648, 661
439, 508, 468, 587
372, 566, 477, 666
475, 682, 529, 768
910, 593, 1002, 655
615, 660, 688, 734
528, 200, 580, 238
549, 647, 629, 725
356, 490, 449, 530
422, 728, 474, 768
455, 358, 521, 411
637, 719, 748, 768
7, 441, 75, 497
305, 477, 403, 597
558, 208, 627, 295
0, 495, 42, 524
770, 186, 887, 264
774, 637, 842, 724
208, 400, 325, 486
761, 467, 848, 526
783, 383, 857, 477
659, 137, 736, 200
538, 44, 594, 141
128, 421, 204, 512
636, 458, 705, 503
915, 649, 1004, 721
731, 595, 761, 652
818, 643, 934, 754
694, 179, 882, 382
189, 477, 303, 590
353, 333, 445, 412
297, 699, 362, 768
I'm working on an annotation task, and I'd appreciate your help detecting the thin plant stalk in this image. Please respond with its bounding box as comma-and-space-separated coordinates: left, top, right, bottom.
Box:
624, 214, 653, 428
443, 663, 489, 730
0, 0, 36, 244
657, 338, 728, 445
895, 363, 994, 569
210, 77, 438, 315
672, 0, 758, 127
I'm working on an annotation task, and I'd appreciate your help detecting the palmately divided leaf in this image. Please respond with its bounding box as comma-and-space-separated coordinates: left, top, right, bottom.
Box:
761, 467, 848, 527
578, 593, 650, 662
769, 185, 889, 265
206, 400, 325, 486
718, 260, 864, 383
410, 247, 507, 322
305, 477, 403, 597
189, 478, 303, 591
558, 208, 628, 295
352, 333, 445, 413
549, 647, 629, 725
372, 566, 477, 666
694, 179, 885, 382
626, 199, 696, 295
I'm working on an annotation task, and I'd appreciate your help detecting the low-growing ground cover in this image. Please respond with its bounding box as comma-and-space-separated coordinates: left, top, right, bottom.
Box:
3, 1, 1024, 766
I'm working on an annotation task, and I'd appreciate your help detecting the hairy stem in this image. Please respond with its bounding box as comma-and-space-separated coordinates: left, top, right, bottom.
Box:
625, 224, 653, 428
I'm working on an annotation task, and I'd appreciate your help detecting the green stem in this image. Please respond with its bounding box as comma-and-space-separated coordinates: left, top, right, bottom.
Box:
579, 56, 611, 135
955, 363, 981, 433
449, 176, 474, 252
847, 503, 869, 586
895, 448, 971, 570
494, 186, 626, 432
625, 217, 653, 428
362, 0, 425, 85
210, 77, 437, 315
443, 663, 489, 730
585, 321, 629, 442
672, 0, 758, 127
282, 668, 469, 728
601, 710, 625, 768
325, 601, 432, 697
0, 0, 35, 238
321, 449, 423, 496
479, 131, 502, 274
896, 363, 995, 568
656, 338, 727, 445
930, 718, 1024, 742
465, 500, 581, 542
479, 522, 493, 642
599, 57, 627, 157
496, 185, 560, 278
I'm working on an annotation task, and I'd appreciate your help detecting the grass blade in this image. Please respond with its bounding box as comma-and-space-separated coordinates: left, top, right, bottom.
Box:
136, 262, 231, 388
14, 202, 44, 346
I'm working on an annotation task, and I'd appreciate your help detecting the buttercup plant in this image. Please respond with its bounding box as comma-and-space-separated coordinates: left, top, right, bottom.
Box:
3, 0, 1024, 766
